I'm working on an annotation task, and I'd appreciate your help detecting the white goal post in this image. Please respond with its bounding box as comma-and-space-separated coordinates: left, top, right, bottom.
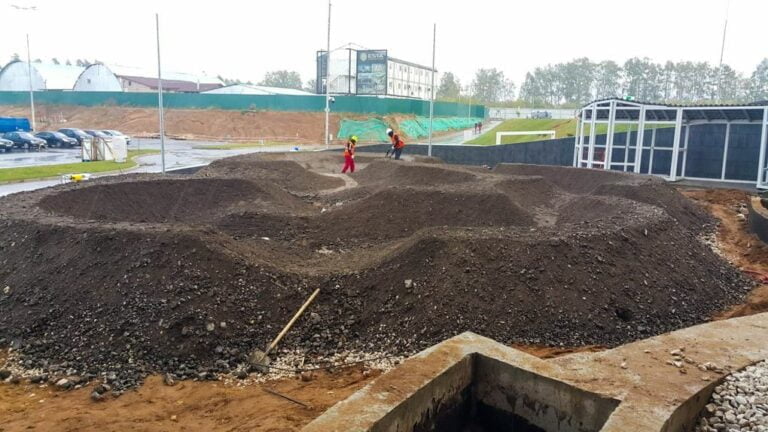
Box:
495, 131, 557, 145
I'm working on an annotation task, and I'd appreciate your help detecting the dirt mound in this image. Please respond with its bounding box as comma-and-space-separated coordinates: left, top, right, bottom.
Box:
355, 160, 477, 187
0, 105, 343, 142
494, 176, 563, 209
39, 178, 307, 223
318, 188, 534, 243
0, 155, 752, 390
199, 156, 345, 194
494, 164, 643, 194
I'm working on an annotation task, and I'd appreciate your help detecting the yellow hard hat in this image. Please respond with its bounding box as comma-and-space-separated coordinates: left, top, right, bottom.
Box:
350, 135, 358, 143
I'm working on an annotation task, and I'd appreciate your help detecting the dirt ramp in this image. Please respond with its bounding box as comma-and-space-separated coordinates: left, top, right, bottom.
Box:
199, 156, 344, 193
38, 178, 309, 223
355, 160, 477, 187
593, 182, 711, 227
291, 221, 749, 354
494, 176, 564, 209
319, 188, 534, 243
494, 164, 643, 194
556, 196, 658, 226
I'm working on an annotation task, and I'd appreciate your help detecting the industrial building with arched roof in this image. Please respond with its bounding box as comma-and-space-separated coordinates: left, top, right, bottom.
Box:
0, 61, 87, 91
73, 64, 122, 91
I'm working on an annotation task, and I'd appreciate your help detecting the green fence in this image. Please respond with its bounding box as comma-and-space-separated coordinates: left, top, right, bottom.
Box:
0, 91, 486, 118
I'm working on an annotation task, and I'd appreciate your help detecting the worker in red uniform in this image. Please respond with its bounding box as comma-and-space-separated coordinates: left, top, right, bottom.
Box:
386, 128, 405, 160
342, 135, 357, 174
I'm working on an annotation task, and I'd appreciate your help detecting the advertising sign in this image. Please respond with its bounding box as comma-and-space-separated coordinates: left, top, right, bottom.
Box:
356, 50, 388, 95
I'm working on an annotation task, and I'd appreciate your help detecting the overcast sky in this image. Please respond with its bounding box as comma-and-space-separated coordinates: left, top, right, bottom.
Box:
1, 0, 765, 87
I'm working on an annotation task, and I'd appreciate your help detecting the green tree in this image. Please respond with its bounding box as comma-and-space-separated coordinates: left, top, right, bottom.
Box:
260, 70, 302, 89
51, 57, 60, 65
749, 59, 768, 101
11, 53, 20, 62
594, 60, 621, 100
436, 72, 461, 99
304, 79, 316, 93
471, 68, 512, 103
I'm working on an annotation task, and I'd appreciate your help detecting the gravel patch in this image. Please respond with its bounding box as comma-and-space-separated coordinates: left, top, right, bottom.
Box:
696, 360, 768, 432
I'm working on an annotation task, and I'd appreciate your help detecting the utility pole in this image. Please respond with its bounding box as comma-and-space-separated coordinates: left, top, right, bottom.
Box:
26, 33, 36, 131
324, 0, 332, 149
156, 13, 166, 174
717, 0, 731, 100
427, 24, 436, 156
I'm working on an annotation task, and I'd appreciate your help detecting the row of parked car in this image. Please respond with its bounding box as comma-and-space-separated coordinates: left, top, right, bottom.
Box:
0, 129, 132, 152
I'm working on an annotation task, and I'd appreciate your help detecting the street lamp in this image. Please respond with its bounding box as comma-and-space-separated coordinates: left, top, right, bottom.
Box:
324, 0, 332, 149
10, 4, 37, 131
156, 13, 166, 174
427, 23, 436, 156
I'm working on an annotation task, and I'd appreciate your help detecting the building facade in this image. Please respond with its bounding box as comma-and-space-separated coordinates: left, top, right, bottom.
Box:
316, 47, 435, 100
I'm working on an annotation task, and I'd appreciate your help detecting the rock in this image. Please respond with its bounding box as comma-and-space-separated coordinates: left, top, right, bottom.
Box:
620, 362, 628, 369
91, 391, 104, 402
206, 322, 215, 332
94, 384, 112, 394
29, 374, 48, 384
404, 279, 413, 289
233, 370, 248, 380
310, 312, 321, 324
300, 372, 313, 382
171, 415, 178, 422
163, 374, 176, 386
55, 378, 72, 390
2, 286, 9, 294
0, 369, 11, 380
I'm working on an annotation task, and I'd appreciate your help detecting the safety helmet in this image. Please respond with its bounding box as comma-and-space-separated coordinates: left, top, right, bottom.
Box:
386, 128, 394, 137
350, 135, 358, 143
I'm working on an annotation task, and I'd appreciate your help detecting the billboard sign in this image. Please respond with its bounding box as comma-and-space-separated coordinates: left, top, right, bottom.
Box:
356, 50, 388, 95
316, 51, 328, 94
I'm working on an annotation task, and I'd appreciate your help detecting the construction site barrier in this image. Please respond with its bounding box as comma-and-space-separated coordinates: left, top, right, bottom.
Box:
0, 91, 485, 118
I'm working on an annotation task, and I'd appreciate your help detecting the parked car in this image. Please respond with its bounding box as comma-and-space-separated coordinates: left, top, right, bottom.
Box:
2, 131, 46, 151
101, 130, 132, 145
58, 128, 92, 146
0, 137, 14, 152
84, 129, 111, 140
35, 131, 79, 148
0, 117, 31, 134
530, 110, 552, 119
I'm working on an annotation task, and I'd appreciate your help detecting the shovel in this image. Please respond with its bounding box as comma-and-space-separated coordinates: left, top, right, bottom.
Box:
249, 288, 321, 372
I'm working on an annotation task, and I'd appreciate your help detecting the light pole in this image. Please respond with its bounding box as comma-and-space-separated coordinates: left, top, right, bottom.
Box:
717, 0, 731, 101
155, 13, 166, 174
427, 23, 436, 156
11, 4, 37, 131
324, 0, 332, 149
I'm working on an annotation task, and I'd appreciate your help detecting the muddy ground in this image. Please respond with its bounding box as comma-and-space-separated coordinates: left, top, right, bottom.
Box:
0, 153, 751, 393
0, 154, 765, 431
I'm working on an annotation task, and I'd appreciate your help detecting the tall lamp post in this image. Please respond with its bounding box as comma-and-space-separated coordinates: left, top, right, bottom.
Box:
155, 13, 166, 174
324, 0, 332, 149
11, 4, 37, 131
427, 24, 436, 156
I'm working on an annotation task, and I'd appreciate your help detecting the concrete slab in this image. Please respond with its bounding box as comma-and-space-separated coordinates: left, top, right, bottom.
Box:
304, 312, 768, 431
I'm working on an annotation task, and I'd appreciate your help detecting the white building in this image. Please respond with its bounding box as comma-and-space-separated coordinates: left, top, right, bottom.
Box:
0, 61, 84, 91
387, 58, 434, 100
73, 64, 122, 91
204, 84, 313, 96
317, 46, 435, 100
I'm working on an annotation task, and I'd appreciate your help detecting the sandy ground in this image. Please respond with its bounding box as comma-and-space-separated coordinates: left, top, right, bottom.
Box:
0, 356, 380, 432
680, 188, 768, 319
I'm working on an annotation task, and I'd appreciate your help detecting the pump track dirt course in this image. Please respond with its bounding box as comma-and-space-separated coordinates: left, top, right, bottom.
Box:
0, 153, 751, 390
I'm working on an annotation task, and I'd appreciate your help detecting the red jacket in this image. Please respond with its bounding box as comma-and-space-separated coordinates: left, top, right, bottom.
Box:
391, 133, 405, 149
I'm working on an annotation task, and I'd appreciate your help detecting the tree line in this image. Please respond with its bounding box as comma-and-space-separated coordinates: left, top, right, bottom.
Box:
438, 57, 768, 107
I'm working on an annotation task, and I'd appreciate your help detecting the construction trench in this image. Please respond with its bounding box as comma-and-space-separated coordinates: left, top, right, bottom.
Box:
0, 152, 765, 431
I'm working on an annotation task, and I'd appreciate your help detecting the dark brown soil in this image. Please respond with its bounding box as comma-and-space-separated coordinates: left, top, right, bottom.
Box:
0, 155, 751, 390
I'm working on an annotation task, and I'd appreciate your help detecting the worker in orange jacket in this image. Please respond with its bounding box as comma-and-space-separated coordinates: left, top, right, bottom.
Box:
386, 128, 405, 160
342, 135, 357, 174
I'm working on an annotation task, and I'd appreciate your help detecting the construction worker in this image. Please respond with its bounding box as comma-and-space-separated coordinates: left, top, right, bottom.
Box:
386, 128, 405, 160
342, 135, 357, 173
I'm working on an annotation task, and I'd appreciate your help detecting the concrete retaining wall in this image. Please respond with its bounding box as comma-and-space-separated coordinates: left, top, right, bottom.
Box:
748, 196, 768, 243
